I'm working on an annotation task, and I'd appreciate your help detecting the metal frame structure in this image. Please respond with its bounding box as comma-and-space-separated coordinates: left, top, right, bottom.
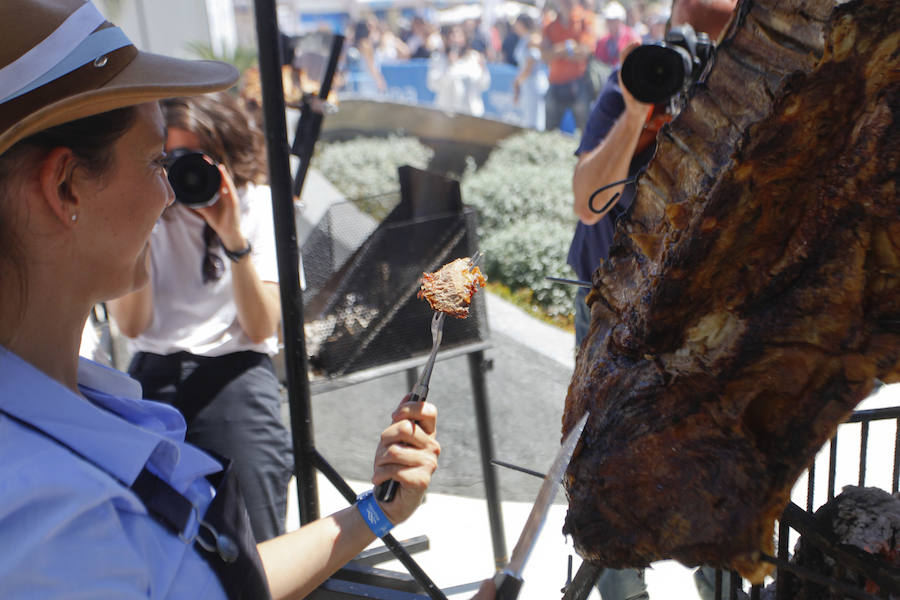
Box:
251, 2, 507, 597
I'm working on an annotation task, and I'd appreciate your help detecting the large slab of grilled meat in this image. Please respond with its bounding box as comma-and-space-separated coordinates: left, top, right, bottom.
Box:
562, 0, 900, 583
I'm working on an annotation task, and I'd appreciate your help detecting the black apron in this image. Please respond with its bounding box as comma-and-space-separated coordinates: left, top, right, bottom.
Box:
0, 406, 271, 600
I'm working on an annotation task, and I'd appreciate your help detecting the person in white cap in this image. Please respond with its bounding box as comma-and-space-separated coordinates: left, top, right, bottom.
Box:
0, 1, 495, 598
594, 1, 643, 67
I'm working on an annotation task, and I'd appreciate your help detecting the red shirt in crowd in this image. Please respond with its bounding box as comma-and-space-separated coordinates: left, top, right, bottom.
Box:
542, 5, 596, 85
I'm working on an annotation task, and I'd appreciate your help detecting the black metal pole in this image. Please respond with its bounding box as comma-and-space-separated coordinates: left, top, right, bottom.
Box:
561, 562, 603, 600
291, 34, 344, 198
775, 519, 790, 600
467, 350, 508, 570
252, 0, 319, 523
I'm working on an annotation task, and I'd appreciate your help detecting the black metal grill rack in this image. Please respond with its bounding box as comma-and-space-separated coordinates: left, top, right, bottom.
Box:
301, 198, 488, 378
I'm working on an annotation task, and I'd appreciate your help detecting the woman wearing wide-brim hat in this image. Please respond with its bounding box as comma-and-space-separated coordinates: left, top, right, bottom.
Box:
0, 2, 448, 598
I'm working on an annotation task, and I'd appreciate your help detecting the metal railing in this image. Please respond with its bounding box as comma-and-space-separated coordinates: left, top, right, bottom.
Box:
714, 397, 900, 600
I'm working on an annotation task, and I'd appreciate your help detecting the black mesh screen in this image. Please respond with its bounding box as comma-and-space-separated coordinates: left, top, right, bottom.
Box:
300, 188, 487, 378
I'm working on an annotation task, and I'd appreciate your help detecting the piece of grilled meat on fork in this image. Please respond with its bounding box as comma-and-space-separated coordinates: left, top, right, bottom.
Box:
417, 257, 486, 319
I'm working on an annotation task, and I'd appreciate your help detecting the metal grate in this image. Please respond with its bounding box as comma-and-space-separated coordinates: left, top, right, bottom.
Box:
713, 399, 900, 600
299, 178, 487, 378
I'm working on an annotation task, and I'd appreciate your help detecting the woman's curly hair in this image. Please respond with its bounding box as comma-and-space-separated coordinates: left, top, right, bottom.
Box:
162, 91, 267, 189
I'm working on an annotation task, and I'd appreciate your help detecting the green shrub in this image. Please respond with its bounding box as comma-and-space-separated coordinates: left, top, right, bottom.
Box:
481, 218, 577, 317
480, 129, 577, 171
462, 163, 574, 233
462, 130, 577, 233
462, 130, 579, 317
312, 129, 582, 322
314, 135, 434, 200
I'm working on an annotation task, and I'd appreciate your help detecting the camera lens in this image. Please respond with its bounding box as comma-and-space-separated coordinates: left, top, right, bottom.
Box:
165, 148, 222, 207
621, 43, 693, 104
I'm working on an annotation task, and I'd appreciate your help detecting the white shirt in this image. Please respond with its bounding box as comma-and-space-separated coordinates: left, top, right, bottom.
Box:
0, 349, 227, 598
131, 183, 281, 357
427, 50, 491, 117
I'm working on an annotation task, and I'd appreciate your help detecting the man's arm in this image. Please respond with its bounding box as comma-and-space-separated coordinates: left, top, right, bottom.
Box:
572, 46, 651, 225
572, 98, 648, 224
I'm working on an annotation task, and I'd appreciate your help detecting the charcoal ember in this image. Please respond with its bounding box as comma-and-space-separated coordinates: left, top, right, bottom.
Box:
562, 0, 900, 583
776, 487, 900, 599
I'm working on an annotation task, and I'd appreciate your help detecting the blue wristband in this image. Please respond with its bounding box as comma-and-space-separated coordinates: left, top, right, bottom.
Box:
356, 489, 394, 538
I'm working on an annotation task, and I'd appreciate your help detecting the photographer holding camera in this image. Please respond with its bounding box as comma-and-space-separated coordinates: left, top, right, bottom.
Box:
108, 90, 293, 544
568, 1, 737, 599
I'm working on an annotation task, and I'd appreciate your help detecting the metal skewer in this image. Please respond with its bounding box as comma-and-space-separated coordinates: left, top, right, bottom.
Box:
545, 276, 592, 288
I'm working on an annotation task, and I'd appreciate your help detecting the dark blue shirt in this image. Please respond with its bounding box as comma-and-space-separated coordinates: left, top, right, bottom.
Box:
567, 70, 654, 282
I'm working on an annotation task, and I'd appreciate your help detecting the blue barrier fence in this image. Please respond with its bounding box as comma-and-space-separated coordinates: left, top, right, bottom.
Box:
341, 57, 576, 133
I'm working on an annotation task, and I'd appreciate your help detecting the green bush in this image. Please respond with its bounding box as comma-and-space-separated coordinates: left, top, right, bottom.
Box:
481, 218, 577, 317
314, 135, 434, 200
461, 130, 579, 317
312, 129, 582, 323
462, 130, 577, 233
480, 129, 578, 171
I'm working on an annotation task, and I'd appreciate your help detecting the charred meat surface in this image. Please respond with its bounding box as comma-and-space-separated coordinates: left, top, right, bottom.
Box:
417, 257, 486, 318
562, 0, 900, 583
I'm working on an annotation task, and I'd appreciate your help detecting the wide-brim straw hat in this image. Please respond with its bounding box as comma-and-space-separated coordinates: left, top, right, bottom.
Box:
0, 0, 239, 156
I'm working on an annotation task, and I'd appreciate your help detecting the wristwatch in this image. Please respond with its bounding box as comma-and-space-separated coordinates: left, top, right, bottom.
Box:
223, 241, 252, 263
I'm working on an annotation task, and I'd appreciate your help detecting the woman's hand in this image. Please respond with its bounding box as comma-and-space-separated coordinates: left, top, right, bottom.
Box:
193, 164, 246, 252
372, 398, 441, 525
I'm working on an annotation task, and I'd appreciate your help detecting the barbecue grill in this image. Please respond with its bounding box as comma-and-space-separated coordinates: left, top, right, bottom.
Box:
293, 165, 508, 593
300, 167, 488, 378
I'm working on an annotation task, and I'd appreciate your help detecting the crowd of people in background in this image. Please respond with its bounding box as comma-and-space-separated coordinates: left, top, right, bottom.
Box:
293, 0, 674, 130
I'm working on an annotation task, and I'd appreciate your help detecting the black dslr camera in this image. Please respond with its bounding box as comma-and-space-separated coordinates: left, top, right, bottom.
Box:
165, 148, 222, 207
621, 24, 714, 105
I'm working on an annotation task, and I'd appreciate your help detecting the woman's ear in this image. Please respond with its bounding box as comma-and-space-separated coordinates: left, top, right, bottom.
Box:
37, 147, 79, 225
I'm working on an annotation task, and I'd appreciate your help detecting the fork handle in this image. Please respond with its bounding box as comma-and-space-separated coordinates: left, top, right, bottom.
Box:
375, 479, 401, 503
375, 385, 428, 502
409, 383, 428, 403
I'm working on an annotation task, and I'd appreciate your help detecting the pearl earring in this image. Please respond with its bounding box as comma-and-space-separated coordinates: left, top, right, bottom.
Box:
71, 213, 77, 222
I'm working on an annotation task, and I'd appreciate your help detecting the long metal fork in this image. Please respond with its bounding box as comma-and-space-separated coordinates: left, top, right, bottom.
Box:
409, 311, 445, 402
409, 250, 481, 402
376, 252, 483, 502
376, 313, 445, 501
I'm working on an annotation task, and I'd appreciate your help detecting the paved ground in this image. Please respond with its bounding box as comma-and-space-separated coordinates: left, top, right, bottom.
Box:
304, 292, 576, 504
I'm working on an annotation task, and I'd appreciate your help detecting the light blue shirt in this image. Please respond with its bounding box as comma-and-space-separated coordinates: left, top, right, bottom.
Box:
0, 348, 228, 598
